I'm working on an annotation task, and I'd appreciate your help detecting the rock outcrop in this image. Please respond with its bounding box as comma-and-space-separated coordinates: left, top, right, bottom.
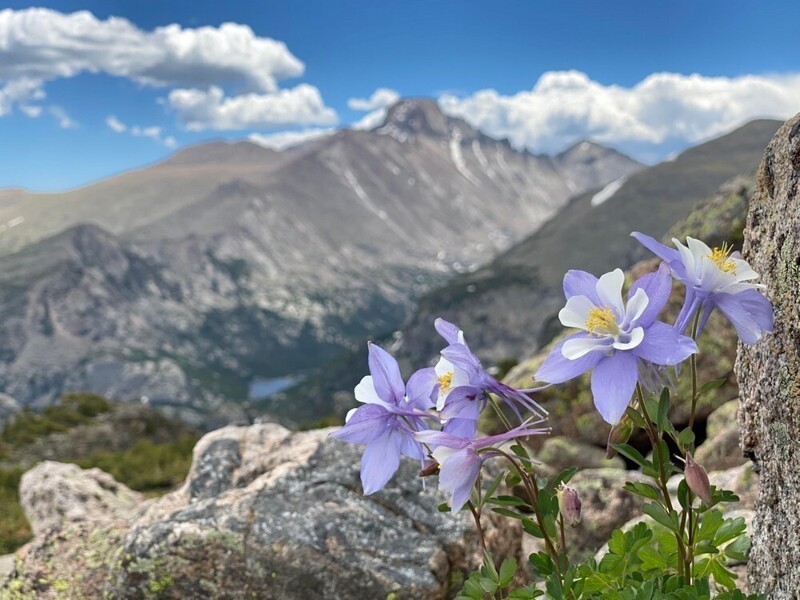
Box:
736, 112, 800, 598
3, 424, 522, 599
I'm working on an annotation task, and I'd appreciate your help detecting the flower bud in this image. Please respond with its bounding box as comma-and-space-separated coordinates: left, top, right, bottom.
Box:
418, 459, 439, 478
556, 484, 582, 527
606, 416, 633, 459
684, 451, 712, 505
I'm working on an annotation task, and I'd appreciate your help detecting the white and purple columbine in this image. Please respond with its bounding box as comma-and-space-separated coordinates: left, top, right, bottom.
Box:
433, 318, 547, 439
535, 265, 697, 425
632, 233, 773, 344
331, 342, 437, 494
416, 419, 549, 512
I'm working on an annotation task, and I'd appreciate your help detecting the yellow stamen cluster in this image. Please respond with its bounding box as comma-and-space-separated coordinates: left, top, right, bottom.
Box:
585, 306, 619, 336
708, 243, 737, 274
438, 372, 453, 394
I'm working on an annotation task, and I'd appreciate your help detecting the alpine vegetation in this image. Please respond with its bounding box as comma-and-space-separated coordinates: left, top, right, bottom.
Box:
334, 231, 772, 599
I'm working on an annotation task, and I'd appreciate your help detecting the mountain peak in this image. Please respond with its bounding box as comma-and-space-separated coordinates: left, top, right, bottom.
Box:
380, 98, 463, 138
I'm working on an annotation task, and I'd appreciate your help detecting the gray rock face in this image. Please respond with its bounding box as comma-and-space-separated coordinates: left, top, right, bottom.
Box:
19, 461, 143, 535
5, 424, 521, 599
0, 100, 640, 425
736, 112, 800, 598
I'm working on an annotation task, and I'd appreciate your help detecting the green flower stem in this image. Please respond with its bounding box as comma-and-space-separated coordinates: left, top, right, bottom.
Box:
467, 499, 487, 554
636, 382, 689, 580
686, 310, 702, 439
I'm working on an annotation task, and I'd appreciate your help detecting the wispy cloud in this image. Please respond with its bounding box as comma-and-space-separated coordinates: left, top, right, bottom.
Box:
105, 115, 176, 147
248, 128, 334, 150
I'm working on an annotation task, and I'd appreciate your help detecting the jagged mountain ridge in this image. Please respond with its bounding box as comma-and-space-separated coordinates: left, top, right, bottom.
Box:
395, 119, 782, 368
0, 99, 641, 423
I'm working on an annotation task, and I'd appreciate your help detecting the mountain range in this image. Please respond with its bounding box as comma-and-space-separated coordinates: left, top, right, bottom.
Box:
0, 99, 640, 425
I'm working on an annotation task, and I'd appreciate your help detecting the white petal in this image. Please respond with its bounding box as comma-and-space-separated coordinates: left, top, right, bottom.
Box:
354, 376, 385, 405
345, 408, 358, 422
731, 259, 760, 281
624, 287, 649, 327
613, 327, 645, 351
673, 238, 700, 282
559, 295, 595, 329
562, 336, 611, 360
595, 269, 625, 315
686, 236, 713, 261
432, 446, 458, 464
435, 357, 453, 377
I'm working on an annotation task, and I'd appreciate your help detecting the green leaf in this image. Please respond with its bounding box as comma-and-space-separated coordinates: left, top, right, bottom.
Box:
522, 518, 544, 538
487, 495, 528, 507
528, 552, 554, 577
491, 507, 527, 520
612, 443, 647, 468
624, 481, 661, 501
549, 467, 579, 491
696, 509, 724, 543
642, 502, 678, 531
483, 472, 504, 503
437, 503, 451, 513
657, 387, 670, 431
677, 479, 691, 510
724, 534, 750, 562
479, 577, 498, 594
638, 545, 668, 570
499, 557, 517, 586
678, 427, 696, 447
608, 529, 626, 555
715, 516, 746, 546
697, 378, 727, 398
711, 557, 738, 590
505, 471, 521, 488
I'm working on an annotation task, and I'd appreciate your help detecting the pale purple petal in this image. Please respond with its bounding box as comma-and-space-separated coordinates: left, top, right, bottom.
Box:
632, 231, 681, 263
415, 430, 471, 450
435, 318, 462, 345
439, 448, 482, 512
360, 428, 404, 494
632, 322, 697, 365
440, 344, 482, 380
406, 367, 437, 409
563, 270, 601, 304
536, 333, 604, 383
443, 417, 478, 440
331, 404, 391, 444
628, 263, 673, 327
675, 286, 704, 335
590, 351, 638, 425
368, 342, 405, 404
440, 386, 483, 421
712, 290, 774, 345
401, 435, 426, 461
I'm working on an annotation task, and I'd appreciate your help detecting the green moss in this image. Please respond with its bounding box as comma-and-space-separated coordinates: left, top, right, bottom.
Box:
0, 467, 31, 553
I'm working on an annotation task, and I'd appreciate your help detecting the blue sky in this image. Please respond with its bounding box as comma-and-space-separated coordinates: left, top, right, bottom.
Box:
1, 1, 799, 191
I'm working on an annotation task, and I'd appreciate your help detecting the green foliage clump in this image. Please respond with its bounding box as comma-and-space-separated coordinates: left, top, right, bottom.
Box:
0, 392, 111, 446
77, 434, 197, 492
0, 466, 31, 553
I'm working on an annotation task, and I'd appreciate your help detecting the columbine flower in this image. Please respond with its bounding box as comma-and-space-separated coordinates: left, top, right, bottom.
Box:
535, 266, 697, 425
416, 418, 549, 512
433, 318, 546, 432
632, 232, 773, 344
331, 343, 438, 494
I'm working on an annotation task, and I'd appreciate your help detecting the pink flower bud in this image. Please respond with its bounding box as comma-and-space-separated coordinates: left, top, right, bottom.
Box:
557, 484, 582, 527
684, 451, 712, 505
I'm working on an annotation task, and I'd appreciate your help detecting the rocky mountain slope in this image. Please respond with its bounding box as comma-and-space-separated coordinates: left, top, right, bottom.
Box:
0, 99, 640, 424
395, 119, 781, 367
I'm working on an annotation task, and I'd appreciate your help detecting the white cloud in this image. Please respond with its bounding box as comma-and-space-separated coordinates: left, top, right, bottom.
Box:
105, 115, 126, 133
0, 8, 338, 132
248, 128, 334, 150
347, 87, 400, 111
439, 71, 800, 162
19, 104, 41, 118
347, 87, 400, 131
167, 84, 338, 131
49, 105, 77, 129
105, 115, 176, 147
0, 8, 303, 92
